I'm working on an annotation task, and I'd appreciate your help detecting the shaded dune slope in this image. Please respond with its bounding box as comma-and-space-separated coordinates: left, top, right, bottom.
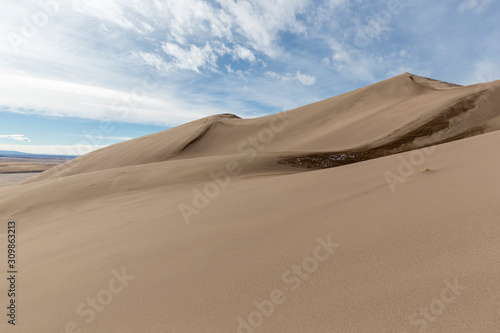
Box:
1, 73, 500, 332
28, 73, 500, 182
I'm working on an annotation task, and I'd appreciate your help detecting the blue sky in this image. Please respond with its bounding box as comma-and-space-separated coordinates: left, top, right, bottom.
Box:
0, 0, 499, 155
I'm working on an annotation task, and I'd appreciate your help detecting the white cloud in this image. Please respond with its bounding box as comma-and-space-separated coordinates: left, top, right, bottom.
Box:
459, 0, 492, 12
331, 42, 351, 64
135, 52, 172, 72
322, 41, 378, 82
295, 71, 316, 85
138, 43, 257, 75
0, 73, 220, 126
0, 144, 106, 156
225, 64, 245, 77
0, 134, 31, 142
266, 70, 316, 86
151, 0, 233, 43
354, 12, 392, 46
161, 42, 221, 73
0, 0, 496, 136
217, 0, 310, 57
233, 45, 256, 62
158, 40, 260, 74
63, 0, 311, 60
68, 0, 140, 32
265, 71, 281, 80
0, 0, 338, 131
467, 60, 500, 84
79, 135, 134, 141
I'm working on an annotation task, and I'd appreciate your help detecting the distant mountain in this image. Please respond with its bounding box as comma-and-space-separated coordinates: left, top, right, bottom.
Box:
0, 150, 26, 156
0, 150, 77, 159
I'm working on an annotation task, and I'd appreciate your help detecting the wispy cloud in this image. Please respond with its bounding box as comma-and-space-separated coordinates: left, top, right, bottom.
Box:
233, 45, 256, 63
0, 0, 498, 141
467, 59, 500, 84
321, 41, 379, 83
458, 0, 492, 12
0, 134, 31, 142
0, 73, 214, 126
0, 144, 106, 156
217, 0, 309, 57
161, 42, 221, 73
79, 135, 134, 141
266, 71, 316, 86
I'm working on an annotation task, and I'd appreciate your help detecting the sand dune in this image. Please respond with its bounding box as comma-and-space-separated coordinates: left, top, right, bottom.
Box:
29, 73, 500, 181
1, 73, 499, 332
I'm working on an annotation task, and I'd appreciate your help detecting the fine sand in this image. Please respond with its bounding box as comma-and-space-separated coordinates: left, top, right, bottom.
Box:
0, 173, 40, 190
0, 73, 499, 332
0, 157, 69, 174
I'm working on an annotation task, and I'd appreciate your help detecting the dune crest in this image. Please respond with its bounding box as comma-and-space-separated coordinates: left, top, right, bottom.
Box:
28, 73, 500, 182
1, 73, 500, 332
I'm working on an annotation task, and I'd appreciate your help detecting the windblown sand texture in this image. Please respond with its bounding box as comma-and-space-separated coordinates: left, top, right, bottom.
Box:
1, 73, 499, 332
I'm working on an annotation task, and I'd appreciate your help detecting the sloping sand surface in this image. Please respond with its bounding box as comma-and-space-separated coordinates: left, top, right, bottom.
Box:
29, 73, 500, 181
0, 74, 499, 332
0, 173, 40, 190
